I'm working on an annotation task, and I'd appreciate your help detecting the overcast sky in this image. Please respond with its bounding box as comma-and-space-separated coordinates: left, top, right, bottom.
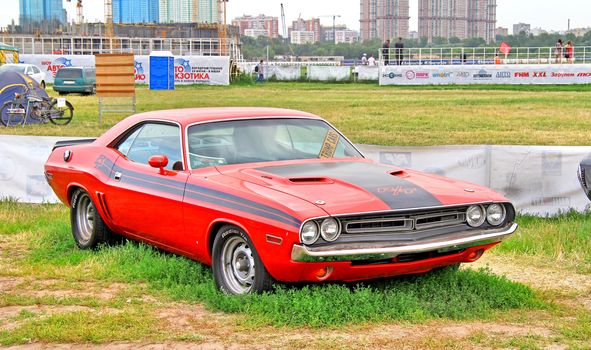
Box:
1, 0, 589, 34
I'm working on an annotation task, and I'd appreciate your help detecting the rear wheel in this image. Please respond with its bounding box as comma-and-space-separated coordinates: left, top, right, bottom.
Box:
40, 81, 46, 90
70, 189, 112, 249
212, 225, 273, 295
0, 102, 26, 127
48, 100, 73, 125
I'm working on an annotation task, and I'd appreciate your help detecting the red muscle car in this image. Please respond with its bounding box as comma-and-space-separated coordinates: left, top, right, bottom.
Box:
44, 108, 517, 295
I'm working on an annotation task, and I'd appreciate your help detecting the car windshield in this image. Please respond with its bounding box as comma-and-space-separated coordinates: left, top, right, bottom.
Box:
187, 118, 362, 169
56, 69, 82, 79
0, 65, 26, 73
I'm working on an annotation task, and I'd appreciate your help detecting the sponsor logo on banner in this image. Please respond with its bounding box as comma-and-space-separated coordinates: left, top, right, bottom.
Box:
406, 70, 416, 80
551, 72, 575, 78
532, 72, 547, 78
496, 71, 511, 78
432, 72, 452, 78
458, 155, 486, 169
174, 58, 225, 84
577, 72, 591, 77
542, 151, 562, 176
134, 61, 146, 82
380, 152, 412, 167
385, 72, 403, 79
473, 69, 492, 79
41, 57, 73, 77
456, 71, 470, 78
0, 156, 16, 181
514, 72, 529, 78
530, 196, 570, 207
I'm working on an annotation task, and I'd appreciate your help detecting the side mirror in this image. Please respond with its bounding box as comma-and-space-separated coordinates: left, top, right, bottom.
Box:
148, 155, 168, 174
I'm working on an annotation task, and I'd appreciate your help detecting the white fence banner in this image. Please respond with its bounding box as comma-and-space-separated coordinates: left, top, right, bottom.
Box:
20, 54, 229, 86
379, 64, 591, 85
308, 66, 351, 81
1, 135, 590, 216
267, 66, 301, 81
357, 66, 380, 81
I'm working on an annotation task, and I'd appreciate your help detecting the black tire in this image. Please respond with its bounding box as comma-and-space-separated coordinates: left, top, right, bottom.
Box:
40, 81, 46, 90
0, 102, 26, 127
48, 100, 73, 125
70, 189, 112, 249
212, 225, 274, 295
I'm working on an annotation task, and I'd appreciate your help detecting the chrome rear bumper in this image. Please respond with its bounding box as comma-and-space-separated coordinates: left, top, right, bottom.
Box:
291, 223, 518, 262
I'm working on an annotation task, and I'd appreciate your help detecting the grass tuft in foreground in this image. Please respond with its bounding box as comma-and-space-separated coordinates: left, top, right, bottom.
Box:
3, 201, 542, 327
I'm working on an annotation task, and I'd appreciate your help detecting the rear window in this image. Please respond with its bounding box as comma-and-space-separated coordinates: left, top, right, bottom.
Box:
56, 69, 82, 79
0, 65, 26, 73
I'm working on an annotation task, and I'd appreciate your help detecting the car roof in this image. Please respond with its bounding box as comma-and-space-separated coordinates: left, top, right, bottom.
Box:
96, 107, 322, 145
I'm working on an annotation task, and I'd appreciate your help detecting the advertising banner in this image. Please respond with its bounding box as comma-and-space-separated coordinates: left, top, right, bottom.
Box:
2, 135, 590, 216
20, 54, 229, 86
379, 64, 591, 86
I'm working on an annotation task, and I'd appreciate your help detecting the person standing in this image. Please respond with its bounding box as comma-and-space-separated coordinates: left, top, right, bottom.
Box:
554, 39, 563, 64
394, 37, 404, 65
361, 53, 368, 65
368, 54, 376, 66
565, 40, 574, 63
382, 40, 390, 65
255, 59, 265, 82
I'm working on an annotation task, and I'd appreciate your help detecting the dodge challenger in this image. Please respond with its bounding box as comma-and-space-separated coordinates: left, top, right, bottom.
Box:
44, 107, 517, 294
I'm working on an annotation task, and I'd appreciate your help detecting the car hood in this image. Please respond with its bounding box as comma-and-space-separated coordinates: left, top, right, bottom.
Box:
218, 159, 507, 216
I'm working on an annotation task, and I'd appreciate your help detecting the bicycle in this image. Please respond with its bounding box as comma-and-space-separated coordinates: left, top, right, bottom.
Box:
0, 85, 74, 127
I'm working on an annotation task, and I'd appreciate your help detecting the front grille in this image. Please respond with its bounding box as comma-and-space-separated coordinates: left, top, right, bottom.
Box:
340, 209, 467, 235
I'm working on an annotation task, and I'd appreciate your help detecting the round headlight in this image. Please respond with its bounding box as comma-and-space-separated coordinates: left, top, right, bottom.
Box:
300, 221, 319, 245
320, 218, 341, 242
466, 205, 486, 227
486, 204, 506, 226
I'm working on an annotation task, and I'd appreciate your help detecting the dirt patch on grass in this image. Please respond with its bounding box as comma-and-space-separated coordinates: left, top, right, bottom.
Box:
0, 305, 94, 331
470, 254, 591, 292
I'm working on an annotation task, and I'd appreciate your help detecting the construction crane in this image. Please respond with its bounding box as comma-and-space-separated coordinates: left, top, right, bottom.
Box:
218, 0, 229, 56
65, 0, 83, 25
280, 3, 287, 40
319, 14, 341, 44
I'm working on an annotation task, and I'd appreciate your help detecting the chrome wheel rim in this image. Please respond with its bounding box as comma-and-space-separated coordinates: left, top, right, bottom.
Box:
76, 194, 94, 243
221, 236, 255, 294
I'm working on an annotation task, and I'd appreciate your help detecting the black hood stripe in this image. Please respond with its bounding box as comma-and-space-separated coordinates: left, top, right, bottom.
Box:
257, 162, 443, 210
93, 156, 301, 228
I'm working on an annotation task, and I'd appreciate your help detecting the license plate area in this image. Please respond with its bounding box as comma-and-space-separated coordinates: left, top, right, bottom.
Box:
7, 108, 25, 114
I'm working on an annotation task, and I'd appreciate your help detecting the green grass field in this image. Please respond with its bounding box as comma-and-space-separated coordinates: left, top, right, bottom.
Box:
1, 83, 591, 146
1, 83, 591, 348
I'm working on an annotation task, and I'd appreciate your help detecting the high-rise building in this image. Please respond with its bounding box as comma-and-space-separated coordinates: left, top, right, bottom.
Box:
159, 0, 193, 23
418, 0, 496, 43
360, 0, 409, 42
232, 15, 279, 39
289, 18, 321, 43
198, 0, 218, 23
113, 0, 159, 23
495, 27, 508, 37
19, 0, 66, 25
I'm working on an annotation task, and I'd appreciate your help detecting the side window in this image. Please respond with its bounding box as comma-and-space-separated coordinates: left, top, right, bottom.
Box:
25, 67, 32, 75
34, 66, 41, 74
117, 126, 143, 156
119, 123, 183, 170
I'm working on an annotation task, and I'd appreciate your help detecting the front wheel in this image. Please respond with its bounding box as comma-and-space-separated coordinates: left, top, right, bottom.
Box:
0, 102, 26, 127
48, 100, 73, 125
212, 225, 274, 295
70, 189, 112, 249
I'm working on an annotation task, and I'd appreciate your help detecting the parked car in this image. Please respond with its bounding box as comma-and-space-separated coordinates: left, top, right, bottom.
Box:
0, 64, 46, 89
53, 67, 96, 95
578, 157, 591, 200
44, 108, 518, 295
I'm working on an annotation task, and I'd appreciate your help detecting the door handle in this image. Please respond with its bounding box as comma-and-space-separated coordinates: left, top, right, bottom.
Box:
114, 172, 122, 181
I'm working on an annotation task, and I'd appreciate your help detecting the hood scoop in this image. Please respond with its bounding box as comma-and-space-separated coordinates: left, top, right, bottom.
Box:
390, 170, 409, 178
288, 177, 334, 184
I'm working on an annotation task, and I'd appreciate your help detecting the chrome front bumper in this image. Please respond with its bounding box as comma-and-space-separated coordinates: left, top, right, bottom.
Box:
291, 223, 518, 262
